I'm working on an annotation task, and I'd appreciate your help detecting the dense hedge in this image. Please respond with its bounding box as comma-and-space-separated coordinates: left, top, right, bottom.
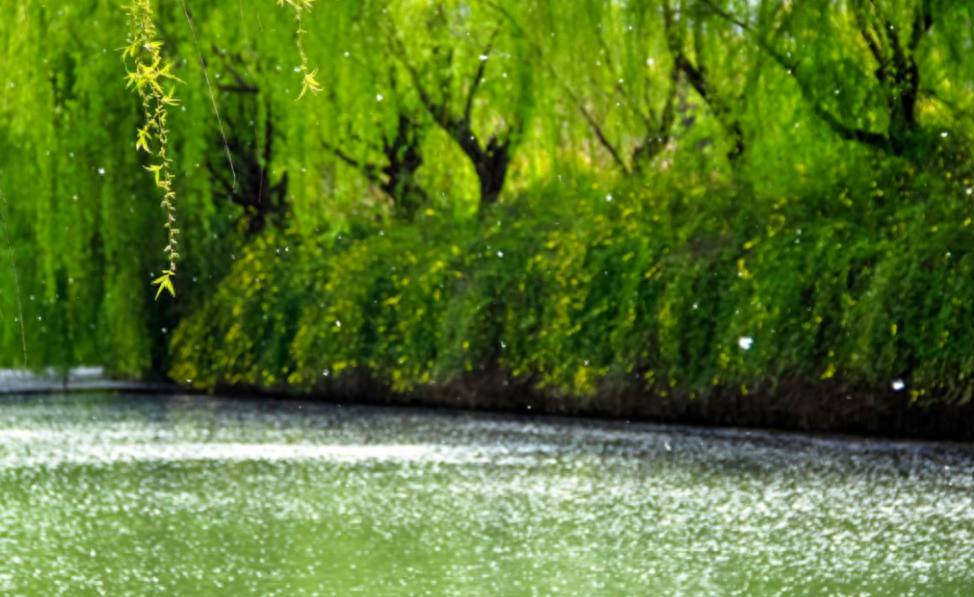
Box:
171, 157, 974, 409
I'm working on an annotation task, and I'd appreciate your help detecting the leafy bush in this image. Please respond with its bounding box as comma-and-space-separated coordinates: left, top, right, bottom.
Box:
172, 161, 974, 408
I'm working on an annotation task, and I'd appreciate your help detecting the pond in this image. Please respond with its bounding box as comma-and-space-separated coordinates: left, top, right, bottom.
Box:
0, 393, 972, 596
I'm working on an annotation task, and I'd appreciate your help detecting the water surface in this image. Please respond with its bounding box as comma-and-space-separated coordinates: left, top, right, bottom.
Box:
0, 393, 972, 596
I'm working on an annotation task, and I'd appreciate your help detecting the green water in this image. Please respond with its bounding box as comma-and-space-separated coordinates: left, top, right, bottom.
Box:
0, 394, 971, 596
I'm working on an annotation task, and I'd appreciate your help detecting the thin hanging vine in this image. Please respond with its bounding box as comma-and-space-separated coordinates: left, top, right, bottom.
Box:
124, 0, 181, 299
278, 0, 321, 99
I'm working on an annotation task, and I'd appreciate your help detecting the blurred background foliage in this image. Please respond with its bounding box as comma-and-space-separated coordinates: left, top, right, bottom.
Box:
2, 0, 974, 406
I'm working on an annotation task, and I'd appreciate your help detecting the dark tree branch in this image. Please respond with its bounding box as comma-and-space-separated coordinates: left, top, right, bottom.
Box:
909, 0, 933, 52
667, 0, 746, 162
218, 85, 259, 94
324, 112, 429, 218
483, 0, 630, 173
698, 0, 890, 151
852, 2, 888, 82
464, 28, 501, 123
322, 141, 382, 185
389, 30, 449, 128
387, 14, 517, 207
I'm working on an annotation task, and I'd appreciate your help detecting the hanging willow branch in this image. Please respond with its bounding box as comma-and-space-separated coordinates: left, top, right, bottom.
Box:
124, 0, 182, 299
278, 0, 321, 99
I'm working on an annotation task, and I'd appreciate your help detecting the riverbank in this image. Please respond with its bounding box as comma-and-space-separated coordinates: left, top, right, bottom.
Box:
0, 367, 177, 396
199, 372, 973, 442
4, 370, 971, 442
167, 172, 974, 441
4, 368, 971, 441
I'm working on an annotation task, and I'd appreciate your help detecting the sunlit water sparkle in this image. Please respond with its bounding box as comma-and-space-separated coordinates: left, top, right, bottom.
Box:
0, 393, 972, 596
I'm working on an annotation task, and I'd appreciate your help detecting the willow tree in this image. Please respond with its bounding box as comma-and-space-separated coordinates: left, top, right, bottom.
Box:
383, 0, 536, 209
3, 0, 973, 381
662, 0, 763, 165
696, 0, 974, 159
481, 0, 683, 176
0, 0, 338, 373
316, 0, 431, 220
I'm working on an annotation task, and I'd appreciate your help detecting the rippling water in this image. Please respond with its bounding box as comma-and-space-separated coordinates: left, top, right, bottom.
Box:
0, 393, 971, 596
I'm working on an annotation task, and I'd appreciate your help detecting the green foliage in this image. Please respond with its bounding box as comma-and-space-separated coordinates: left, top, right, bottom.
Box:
3, 0, 974, 410
277, 0, 322, 99
125, 0, 182, 299
171, 156, 974, 407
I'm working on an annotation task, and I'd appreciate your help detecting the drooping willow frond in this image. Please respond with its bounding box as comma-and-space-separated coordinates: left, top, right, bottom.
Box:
124, 0, 182, 299
277, 0, 321, 99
